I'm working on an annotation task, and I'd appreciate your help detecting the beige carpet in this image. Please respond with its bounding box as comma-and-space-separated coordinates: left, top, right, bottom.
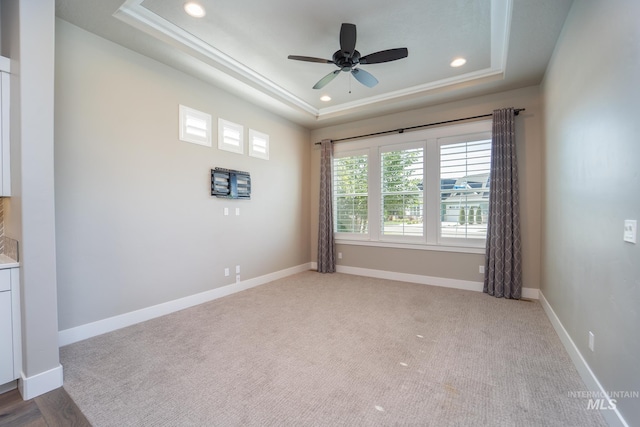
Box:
61, 272, 607, 426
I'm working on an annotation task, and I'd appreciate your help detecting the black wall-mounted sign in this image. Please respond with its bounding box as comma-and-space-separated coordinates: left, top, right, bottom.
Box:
211, 167, 251, 199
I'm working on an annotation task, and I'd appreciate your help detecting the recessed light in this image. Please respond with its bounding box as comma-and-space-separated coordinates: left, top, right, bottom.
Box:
450, 57, 467, 67
320, 95, 331, 102
184, 2, 206, 18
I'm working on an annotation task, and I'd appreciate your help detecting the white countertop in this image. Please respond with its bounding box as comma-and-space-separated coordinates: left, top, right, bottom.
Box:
0, 254, 19, 269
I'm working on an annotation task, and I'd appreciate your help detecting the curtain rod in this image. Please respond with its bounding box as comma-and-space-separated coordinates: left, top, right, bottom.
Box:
314, 108, 525, 145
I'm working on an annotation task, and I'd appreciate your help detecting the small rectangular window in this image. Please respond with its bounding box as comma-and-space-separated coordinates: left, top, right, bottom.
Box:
249, 129, 269, 160
218, 118, 244, 154
179, 105, 211, 147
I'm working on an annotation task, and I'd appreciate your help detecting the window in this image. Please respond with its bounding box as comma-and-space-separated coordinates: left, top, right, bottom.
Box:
332, 120, 491, 251
439, 138, 491, 242
249, 129, 269, 160
179, 105, 211, 147
218, 119, 244, 154
381, 146, 424, 238
333, 152, 368, 235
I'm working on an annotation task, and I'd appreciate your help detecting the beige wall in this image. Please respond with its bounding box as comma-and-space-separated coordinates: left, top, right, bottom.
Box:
310, 86, 543, 289
2, 0, 61, 392
54, 20, 311, 331
541, 0, 640, 425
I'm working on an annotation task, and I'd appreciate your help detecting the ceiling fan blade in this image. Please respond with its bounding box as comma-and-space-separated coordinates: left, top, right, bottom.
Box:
360, 48, 409, 64
351, 68, 378, 88
313, 70, 341, 89
288, 55, 334, 64
339, 23, 357, 58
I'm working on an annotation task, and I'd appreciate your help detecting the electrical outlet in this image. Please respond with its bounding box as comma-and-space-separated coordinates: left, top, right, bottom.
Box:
223, 207, 229, 216
235, 274, 241, 283
235, 207, 240, 216
224, 268, 230, 277
236, 265, 240, 274
479, 265, 485, 274
338, 252, 342, 259
588, 331, 595, 352
624, 219, 637, 243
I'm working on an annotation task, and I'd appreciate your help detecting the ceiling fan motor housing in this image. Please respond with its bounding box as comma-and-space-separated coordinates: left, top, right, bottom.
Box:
333, 50, 360, 71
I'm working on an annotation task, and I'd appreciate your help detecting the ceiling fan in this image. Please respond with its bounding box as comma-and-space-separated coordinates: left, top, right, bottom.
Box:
288, 23, 408, 90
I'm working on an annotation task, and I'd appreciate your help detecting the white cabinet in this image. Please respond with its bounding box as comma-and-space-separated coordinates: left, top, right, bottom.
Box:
0, 55, 11, 196
0, 289, 13, 383
0, 268, 20, 385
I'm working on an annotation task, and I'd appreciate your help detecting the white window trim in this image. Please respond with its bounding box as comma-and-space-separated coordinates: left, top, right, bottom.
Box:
248, 129, 270, 160
179, 105, 212, 147
378, 141, 425, 244
436, 131, 492, 248
335, 238, 486, 254
332, 120, 492, 253
333, 148, 370, 239
218, 118, 244, 154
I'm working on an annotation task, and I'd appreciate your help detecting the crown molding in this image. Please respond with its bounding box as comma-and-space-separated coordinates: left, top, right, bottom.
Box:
114, 0, 512, 123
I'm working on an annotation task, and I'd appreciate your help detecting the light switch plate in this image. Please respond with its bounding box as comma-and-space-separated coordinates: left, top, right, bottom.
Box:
624, 219, 637, 244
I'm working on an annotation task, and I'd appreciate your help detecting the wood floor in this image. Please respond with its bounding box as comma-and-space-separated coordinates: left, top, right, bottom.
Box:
0, 387, 90, 427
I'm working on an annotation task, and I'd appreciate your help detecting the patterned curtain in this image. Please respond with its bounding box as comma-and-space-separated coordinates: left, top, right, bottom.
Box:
484, 108, 522, 299
317, 139, 336, 273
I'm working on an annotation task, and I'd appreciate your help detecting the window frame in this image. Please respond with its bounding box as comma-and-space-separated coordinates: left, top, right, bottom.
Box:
379, 141, 426, 244
332, 148, 370, 241
332, 120, 492, 253
436, 131, 492, 248
179, 105, 212, 147
218, 118, 244, 154
249, 129, 270, 160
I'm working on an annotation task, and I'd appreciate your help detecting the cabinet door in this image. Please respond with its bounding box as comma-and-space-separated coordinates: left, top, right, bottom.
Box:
0, 71, 10, 196
0, 290, 13, 384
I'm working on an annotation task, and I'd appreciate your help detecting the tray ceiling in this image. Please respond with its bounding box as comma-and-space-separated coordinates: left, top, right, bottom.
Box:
56, 0, 573, 128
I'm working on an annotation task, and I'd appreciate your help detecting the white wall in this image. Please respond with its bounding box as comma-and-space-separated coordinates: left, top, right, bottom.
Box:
541, 0, 640, 425
54, 20, 311, 331
310, 86, 543, 290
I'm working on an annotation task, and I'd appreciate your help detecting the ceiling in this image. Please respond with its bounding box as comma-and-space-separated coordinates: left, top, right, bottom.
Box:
55, 0, 573, 129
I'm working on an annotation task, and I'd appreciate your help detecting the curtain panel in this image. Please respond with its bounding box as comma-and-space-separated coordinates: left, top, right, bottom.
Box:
317, 139, 336, 273
484, 108, 523, 299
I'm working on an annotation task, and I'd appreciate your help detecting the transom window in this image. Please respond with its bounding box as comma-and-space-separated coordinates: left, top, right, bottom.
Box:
332, 120, 492, 251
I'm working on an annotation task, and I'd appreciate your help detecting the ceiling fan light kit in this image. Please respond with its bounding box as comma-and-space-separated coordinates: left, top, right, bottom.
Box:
288, 23, 408, 90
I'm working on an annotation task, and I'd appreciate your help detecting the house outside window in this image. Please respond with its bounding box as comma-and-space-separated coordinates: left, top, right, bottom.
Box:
439, 138, 491, 242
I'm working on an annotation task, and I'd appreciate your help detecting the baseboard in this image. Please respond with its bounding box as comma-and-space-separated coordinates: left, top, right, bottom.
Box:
58, 263, 314, 347
311, 262, 539, 299
539, 291, 628, 427
18, 364, 64, 400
